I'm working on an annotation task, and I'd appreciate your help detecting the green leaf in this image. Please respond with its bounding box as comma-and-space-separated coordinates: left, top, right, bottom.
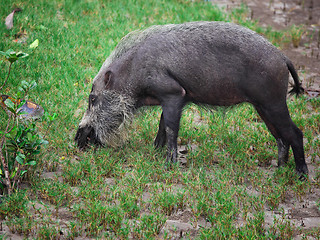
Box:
18, 111, 29, 116
20, 170, 28, 176
26, 161, 36, 166
0, 49, 12, 58
4, 98, 15, 108
7, 50, 18, 63
19, 80, 28, 91
27, 132, 33, 142
45, 112, 57, 122
16, 91, 23, 98
4, 98, 16, 113
16, 51, 29, 59
10, 167, 18, 179
29, 39, 39, 49
18, 80, 37, 94
51, 113, 57, 121
17, 100, 26, 109
16, 155, 24, 164
30, 81, 37, 90
1, 50, 29, 63
16, 152, 26, 165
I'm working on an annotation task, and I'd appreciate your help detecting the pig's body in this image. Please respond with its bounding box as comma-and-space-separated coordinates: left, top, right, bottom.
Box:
75, 22, 308, 177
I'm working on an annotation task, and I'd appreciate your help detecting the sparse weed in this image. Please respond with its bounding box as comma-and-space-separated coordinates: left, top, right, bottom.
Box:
0, 190, 28, 219
74, 201, 124, 237
132, 213, 167, 239
118, 192, 141, 219
36, 180, 71, 210
36, 224, 61, 240
5, 215, 35, 237
288, 24, 306, 48
0, 192, 35, 236
268, 213, 295, 239
150, 189, 187, 216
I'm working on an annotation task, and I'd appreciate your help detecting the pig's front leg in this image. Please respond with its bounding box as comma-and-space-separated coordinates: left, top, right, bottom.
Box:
154, 113, 167, 149
161, 95, 185, 165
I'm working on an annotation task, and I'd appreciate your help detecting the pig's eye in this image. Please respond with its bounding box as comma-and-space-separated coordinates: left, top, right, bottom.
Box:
89, 94, 98, 107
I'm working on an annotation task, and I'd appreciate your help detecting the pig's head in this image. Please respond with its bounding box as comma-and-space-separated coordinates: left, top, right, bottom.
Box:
75, 70, 134, 150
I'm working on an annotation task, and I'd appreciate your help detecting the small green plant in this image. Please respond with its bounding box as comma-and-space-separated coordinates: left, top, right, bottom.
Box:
74, 201, 124, 237
268, 213, 295, 239
36, 224, 61, 240
0, 82, 49, 195
0, 191, 35, 237
0, 39, 38, 90
132, 213, 167, 239
36, 180, 72, 216
150, 190, 186, 216
288, 24, 305, 48
0, 40, 54, 195
0, 49, 28, 91
0, 190, 28, 219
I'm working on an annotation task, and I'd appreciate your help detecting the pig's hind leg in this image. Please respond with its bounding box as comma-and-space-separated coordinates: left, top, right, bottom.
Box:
254, 103, 308, 178
254, 106, 290, 166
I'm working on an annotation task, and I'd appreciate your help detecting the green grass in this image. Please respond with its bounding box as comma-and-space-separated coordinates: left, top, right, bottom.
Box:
1, 0, 320, 239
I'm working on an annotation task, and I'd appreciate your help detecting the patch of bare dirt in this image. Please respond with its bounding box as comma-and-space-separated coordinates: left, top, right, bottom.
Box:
216, 0, 320, 90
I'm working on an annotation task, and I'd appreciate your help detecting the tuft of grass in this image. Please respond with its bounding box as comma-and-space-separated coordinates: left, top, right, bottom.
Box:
132, 213, 167, 239
288, 24, 306, 48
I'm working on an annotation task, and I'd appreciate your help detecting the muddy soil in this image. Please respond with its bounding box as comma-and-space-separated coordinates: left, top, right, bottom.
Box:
245, 0, 320, 92
216, 0, 320, 91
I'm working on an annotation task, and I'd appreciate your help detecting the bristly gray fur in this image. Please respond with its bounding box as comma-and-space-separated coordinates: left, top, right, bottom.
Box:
76, 21, 307, 177
79, 90, 134, 147
99, 24, 176, 70
93, 21, 283, 90
92, 24, 177, 87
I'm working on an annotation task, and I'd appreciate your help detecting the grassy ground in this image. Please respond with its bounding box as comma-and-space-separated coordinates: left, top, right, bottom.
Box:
1, 0, 320, 239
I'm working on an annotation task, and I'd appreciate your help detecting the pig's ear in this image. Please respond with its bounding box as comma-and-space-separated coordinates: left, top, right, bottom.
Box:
104, 71, 113, 89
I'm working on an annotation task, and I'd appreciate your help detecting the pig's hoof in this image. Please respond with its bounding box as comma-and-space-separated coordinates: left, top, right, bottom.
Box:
154, 135, 166, 149
296, 165, 309, 181
277, 159, 288, 167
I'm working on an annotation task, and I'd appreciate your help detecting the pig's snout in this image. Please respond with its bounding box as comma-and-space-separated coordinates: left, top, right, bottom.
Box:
75, 125, 101, 150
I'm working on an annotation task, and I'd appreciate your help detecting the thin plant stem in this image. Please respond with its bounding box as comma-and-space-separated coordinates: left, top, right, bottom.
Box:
0, 62, 13, 91
0, 116, 13, 195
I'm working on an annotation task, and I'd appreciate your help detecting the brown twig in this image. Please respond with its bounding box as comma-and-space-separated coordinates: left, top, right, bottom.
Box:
0, 117, 13, 195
